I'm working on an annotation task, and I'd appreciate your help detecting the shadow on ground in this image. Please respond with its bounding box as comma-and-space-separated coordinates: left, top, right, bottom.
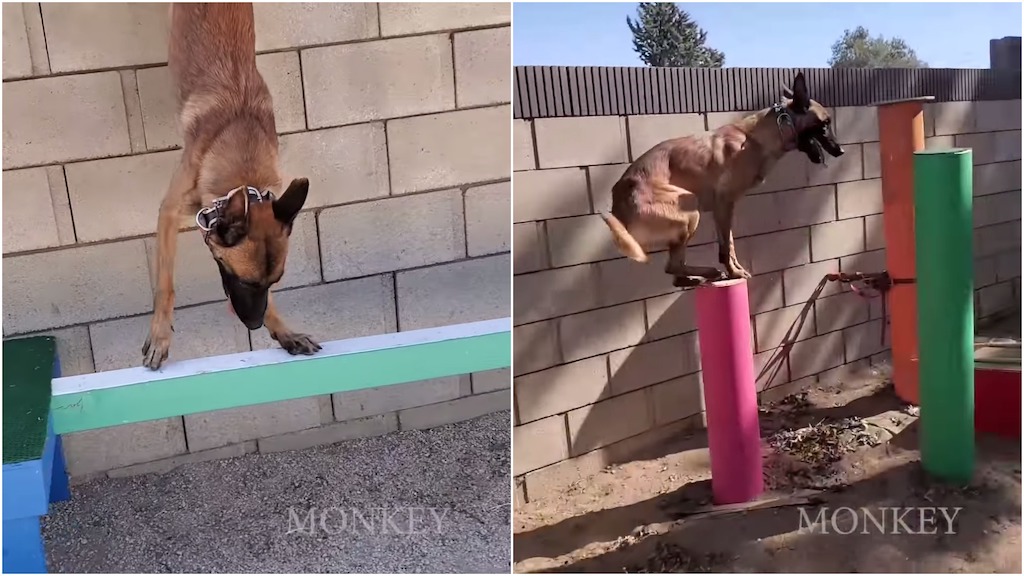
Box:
44, 412, 511, 574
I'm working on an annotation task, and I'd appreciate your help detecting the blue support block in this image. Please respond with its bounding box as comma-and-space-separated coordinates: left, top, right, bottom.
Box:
49, 434, 70, 504
2, 512, 47, 573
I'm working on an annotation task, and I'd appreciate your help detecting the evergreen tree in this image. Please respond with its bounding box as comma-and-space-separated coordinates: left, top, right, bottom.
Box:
829, 26, 927, 68
627, 3, 725, 68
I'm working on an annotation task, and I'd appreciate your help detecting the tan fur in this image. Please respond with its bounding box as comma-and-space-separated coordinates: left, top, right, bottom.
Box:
142, 3, 319, 370
602, 73, 841, 288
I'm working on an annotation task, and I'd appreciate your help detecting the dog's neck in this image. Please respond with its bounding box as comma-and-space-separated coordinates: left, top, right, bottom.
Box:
733, 108, 794, 159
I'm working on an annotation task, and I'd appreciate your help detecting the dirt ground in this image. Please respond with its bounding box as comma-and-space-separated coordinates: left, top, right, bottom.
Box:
514, 369, 1022, 573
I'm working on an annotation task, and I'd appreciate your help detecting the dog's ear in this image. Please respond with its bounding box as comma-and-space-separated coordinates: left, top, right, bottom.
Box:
273, 178, 309, 230
787, 72, 810, 112
215, 186, 249, 246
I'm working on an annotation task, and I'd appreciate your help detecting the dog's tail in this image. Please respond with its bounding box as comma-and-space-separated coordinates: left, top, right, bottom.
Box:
600, 212, 648, 263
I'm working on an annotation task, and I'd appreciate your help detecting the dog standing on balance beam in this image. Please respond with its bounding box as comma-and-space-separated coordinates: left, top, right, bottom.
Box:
143, 3, 321, 370
601, 72, 846, 289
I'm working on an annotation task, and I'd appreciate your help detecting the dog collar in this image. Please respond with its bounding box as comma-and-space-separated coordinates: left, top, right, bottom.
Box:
195, 185, 274, 235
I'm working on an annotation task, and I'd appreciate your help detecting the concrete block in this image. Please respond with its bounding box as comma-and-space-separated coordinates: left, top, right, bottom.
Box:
185, 397, 325, 452
974, 190, 1021, 228
928, 101, 975, 136
21, 2, 48, 76
815, 290, 870, 335
954, 132, 996, 165
513, 167, 590, 223
747, 228, 809, 274
251, 275, 397, 350
754, 304, 815, 353
817, 360, 871, 387
142, 230, 218, 309
3, 72, 130, 168
808, 144, 863, 186
65, 149, 180, 242
302, 34, 454, 128
454, 26, 510, 108
514, 319, 561, 376
974, 160, 1021, 196
627, 114, 704, 158
978, 281, 1016, 318
789, 330, 845, 380
2, 167, 62, 253
63, 418, 187, 477
534, 116, 628, 169
387, 105, 510, 194
2, 3, 32, 79
559, 302, 645, 362
545, 214, 622, 268
834, 106, 878, 144
975, 100, 1022, 133
398, 392, 509, 430
120, 70, 147, 153
996, 251, 1021, 282
378, 2, 510, 36
513, 222, 549, 274
994, 130, 1022, 163
279, 122, 390, 207
20, 325, 95, 377
319, 189, 465, 281
926, 135, 955, 150
975, 256, 999, 288
3, 240, 151, 334
107, 441, 256, 478
333, 376, 461, 421
41, 2, 168, 72
465, 181, 511, 257
253, 2, 378, 51
396, 254, 510, 331
566, 388, 651, 456
760, 375, 816, 405
747, 271, 785, 315
137, 51, 306, 150
597, 254, 677, 308
513, 120, 536, 171
513, 415, 569, 475
514, 264, 600, 325
473, 368, 510, 394
588, 163, 629, 213
975, 221, 1020, 258
258, 414, 398, 453
751, 151, 809, 195
840, 249, 888, 274
651, 373, 703, 425
844, 319, 886, 363
836, 178, 882, 219
89, 300, 250, 371
644, 290, 697, 341
862, 142, 881, 180
706, 111, 750, 130
811, 218, 865, 261
515, 357, 608, 423
609, 332, 699, 395
865, 214, 886, 251
777, 184, 837, 229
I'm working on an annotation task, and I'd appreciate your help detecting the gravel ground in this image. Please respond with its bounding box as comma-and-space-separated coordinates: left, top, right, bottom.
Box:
43, 412, 511, 573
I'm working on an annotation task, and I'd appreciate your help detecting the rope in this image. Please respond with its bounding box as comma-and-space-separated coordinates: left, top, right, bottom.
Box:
756, 271, 913, 394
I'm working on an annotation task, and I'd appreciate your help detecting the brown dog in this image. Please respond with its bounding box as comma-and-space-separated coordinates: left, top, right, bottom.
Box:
601, 72, 845, 288
142, 3, 321, 370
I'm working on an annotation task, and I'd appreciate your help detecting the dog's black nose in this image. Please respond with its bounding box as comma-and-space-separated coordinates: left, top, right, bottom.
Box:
242, 318, 264, 330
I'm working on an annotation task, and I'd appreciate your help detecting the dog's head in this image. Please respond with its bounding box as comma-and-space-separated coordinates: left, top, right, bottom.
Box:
202, 178, 309, 330
780, 72, 845, 164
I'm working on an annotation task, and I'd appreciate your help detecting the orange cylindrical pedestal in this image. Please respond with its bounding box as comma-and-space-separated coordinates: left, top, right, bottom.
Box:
876, 97, 933, 405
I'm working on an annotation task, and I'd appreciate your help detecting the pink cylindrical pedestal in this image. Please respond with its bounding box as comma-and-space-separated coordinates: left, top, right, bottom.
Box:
695, 278, 763, 505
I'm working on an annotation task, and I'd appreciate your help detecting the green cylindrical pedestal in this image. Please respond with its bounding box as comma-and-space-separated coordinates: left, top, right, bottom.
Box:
913, 148, 975, 483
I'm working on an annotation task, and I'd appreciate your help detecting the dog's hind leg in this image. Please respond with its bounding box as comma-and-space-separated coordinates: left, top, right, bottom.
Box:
713, 198, 751, 279
142, 159, 196, 370
650, 181, 723, 287
264, 291, 323, 356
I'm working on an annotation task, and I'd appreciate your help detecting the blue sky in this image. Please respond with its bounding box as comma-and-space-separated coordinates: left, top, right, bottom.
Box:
513, 2, 1023, 68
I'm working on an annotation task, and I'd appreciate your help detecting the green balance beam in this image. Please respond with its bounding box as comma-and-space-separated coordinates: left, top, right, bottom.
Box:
51, 318, 511, 434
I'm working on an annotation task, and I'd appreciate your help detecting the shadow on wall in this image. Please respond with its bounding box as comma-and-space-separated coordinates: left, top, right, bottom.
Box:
512, 99, 889, 490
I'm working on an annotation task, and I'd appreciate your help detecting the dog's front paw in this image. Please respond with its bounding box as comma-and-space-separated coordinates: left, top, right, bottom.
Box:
142, 325, 173, 370
276, 332, 322, 356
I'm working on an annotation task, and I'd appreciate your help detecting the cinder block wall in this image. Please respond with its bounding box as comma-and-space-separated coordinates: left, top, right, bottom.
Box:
2, 2, 511, 480
512, 96, 1022, 501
